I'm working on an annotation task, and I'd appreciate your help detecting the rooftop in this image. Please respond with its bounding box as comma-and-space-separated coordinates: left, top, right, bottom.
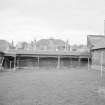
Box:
2, 49, 90, 58
87, 35, 105, 50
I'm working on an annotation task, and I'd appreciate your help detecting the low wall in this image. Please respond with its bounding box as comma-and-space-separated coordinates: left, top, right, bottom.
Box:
91, 65, 105, 71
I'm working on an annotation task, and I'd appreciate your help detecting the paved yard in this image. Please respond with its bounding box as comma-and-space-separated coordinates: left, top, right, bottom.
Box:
0, 68, 105, 105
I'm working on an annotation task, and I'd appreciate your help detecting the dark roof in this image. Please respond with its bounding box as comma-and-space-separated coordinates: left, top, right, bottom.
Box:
92, 38, 105, 50
87, 35, 105, 50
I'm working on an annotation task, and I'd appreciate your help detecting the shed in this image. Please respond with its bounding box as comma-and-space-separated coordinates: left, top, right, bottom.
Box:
87, 35, 105, 70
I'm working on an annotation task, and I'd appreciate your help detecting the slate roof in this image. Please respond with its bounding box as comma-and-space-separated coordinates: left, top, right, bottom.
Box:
87, 35, 105, 50
4, 49, 90, 58
92, 38, 105, 50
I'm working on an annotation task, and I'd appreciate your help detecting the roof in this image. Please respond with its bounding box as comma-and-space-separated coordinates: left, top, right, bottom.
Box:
92, 38, 105, 50
4, 49, 90, 58
87, 35, 105, 50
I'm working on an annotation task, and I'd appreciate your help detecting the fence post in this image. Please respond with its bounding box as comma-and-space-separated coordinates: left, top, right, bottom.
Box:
88, 57, 90, 70
10, 61, 12, 70
14, 56, 16, 71
100, 51, 103, 77
38, 56, 39, 69
57, 56, 60, 69
78, 57, 81, 66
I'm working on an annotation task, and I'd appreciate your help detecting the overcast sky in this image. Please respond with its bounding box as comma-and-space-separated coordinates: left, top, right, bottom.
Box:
0, 0, 105, 45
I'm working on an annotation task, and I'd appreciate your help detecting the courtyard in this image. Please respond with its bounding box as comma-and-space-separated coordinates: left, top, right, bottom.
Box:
0, 68, 105, 105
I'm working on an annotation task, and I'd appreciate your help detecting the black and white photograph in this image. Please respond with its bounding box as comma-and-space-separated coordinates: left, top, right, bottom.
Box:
0, 0, 105, 105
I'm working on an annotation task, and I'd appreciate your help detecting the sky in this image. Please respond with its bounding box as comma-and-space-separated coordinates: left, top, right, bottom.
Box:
0, 0, 105, 45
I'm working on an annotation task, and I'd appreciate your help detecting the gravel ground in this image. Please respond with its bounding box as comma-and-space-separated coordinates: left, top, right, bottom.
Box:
0, 68, 105, 105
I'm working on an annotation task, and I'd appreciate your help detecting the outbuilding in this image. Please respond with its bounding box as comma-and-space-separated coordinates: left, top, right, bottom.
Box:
87, 35, 105, 70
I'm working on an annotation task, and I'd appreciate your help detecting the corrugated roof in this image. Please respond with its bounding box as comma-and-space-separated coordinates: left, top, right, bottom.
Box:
4, 49, 90, 57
